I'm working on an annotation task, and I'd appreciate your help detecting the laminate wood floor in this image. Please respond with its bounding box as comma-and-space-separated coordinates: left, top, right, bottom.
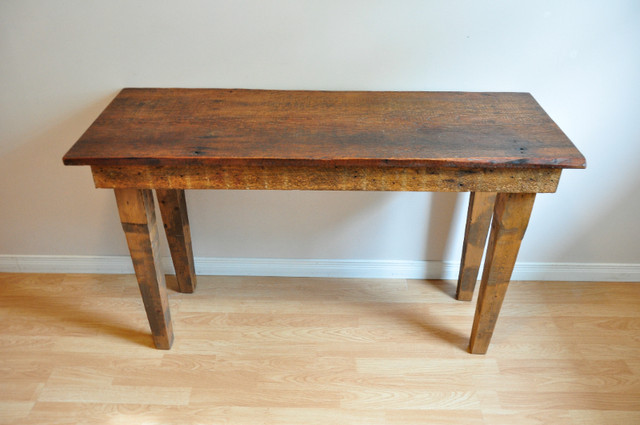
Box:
1, 273, 638, 424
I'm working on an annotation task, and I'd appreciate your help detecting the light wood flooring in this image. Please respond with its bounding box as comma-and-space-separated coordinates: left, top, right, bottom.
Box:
1, 273, 639, 424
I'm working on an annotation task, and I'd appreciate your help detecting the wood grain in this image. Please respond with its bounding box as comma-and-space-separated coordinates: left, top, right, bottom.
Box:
114, 189, 173, 349
63, 89, 586, 169
2, 273, 639, 424
469, 193, 536, 354
91, 164, 562, 193
457, 192, 497, 301
156, 189, 197, 293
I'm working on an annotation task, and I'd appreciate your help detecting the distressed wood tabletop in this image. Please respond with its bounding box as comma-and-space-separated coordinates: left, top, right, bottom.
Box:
63, 88, 586, 170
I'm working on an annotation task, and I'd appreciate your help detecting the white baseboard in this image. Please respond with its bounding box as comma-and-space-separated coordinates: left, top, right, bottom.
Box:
0, 255, 638, 282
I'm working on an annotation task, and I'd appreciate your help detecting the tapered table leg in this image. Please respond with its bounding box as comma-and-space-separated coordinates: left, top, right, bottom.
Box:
469, 192, 536, 354
156, 189, 197, 293
114, 188, 173, 349
456, 192, 497, 301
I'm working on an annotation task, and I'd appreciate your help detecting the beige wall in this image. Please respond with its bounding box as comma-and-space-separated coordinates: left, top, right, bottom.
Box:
1, 1, 639, 268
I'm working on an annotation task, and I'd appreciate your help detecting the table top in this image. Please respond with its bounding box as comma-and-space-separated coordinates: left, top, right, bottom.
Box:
63, 88, 585, 169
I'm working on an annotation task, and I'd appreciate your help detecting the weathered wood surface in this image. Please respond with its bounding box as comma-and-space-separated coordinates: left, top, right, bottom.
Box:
63, 89, 586, 170
156, 189, 197, 294
457, 192, 497, 301
62, 89, 587, 355
469, 192, 537, 354
114, 188, 173, 349
91, 164, 562, 193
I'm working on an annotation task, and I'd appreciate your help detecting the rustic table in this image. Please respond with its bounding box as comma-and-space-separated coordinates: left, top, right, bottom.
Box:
63, 89, 585, 353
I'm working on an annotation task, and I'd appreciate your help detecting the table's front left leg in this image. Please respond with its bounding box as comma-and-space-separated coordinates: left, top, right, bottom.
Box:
469, 192, 536, 354
114, 188, 173, 349
157, 189, 197, 293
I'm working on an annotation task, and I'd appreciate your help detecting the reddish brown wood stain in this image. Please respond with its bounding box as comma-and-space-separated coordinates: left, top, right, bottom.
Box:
62, 88, 586, 352
63, 89, 586, 169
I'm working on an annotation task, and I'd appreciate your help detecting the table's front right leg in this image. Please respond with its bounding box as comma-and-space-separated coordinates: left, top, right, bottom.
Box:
468, 192, 536, 354
114, 188, 173, 349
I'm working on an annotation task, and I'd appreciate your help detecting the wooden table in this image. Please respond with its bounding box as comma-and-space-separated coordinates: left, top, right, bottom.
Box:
63, 89, 585, 354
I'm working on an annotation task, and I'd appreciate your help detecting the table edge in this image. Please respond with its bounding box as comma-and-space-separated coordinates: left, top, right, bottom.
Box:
63, 156, 586, 169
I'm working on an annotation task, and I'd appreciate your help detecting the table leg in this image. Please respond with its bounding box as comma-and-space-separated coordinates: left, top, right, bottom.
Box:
456, 192, 496, 301
114, 188, 173, 349
468, 192, 536, 354
156, 189, 197, 293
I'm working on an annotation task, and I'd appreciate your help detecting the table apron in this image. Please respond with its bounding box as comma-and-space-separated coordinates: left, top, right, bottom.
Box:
91, 165, 561, 193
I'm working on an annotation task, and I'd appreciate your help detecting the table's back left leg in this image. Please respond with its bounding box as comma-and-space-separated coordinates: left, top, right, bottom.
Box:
156, 189, 197, 293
